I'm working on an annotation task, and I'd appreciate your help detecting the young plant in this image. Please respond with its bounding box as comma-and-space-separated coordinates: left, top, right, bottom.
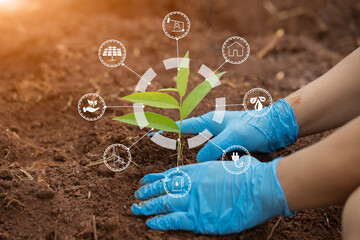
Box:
113, 51, 225, 164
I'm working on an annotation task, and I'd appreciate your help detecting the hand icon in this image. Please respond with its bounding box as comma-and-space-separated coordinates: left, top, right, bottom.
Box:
83, 107, 99, 113
231, 152, 243, 168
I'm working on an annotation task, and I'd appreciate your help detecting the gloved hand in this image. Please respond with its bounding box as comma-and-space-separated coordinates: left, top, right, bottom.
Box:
131, 157, 294, 234
180, 99, 299, 161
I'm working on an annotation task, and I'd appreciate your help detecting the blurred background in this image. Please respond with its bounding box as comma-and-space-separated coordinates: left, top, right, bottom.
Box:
0, 0, 359, 108
0, 0, 359, 239
0, 0, 359, 57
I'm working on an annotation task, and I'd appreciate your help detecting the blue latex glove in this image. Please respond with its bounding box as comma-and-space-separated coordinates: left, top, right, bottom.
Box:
132, 157, 294, 234
180, 99, 299, 161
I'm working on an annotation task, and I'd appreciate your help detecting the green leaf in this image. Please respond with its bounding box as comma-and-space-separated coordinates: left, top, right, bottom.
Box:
181, 72, 226, 119
157, 88, 178, 93
177, 51, 190, 97
113, 112, 178, 132
122, 92, 179, 109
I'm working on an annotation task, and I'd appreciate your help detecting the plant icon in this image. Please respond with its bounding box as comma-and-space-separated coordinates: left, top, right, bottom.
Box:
87, 100, 97, 107
250, 96, 266, 111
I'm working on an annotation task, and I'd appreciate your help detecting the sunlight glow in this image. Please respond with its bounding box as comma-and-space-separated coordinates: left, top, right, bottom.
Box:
0, 0, 20, 11
0, 0, 11, 4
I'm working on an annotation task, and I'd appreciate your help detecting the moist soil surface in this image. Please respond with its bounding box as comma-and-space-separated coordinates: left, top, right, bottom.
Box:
0, 0, 359, 239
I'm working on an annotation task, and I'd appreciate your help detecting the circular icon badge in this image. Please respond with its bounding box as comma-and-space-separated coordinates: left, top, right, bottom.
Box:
103, 144, 131, 172
163, 169, 191, 198
98, 40, 126, 67
222, 145, 251, 174
222, 36, 250, 64
162, 11, 190, 40
243, 88, 273, 117
78, 93, 106, 121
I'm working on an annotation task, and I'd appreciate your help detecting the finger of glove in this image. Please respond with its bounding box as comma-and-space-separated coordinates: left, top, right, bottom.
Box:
146, 212, 194, 231
147, 130, 164, 137
140, 164, 194, 187
196, 130, 233, 162
135, 179, 166, 200
177, 117, 208, 134
132, 195, 180, 215
140, 173, 165, 186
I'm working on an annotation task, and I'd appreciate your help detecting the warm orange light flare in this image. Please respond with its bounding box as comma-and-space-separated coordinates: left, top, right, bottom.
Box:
0, 0, 20, 10
0, 0, 11, 5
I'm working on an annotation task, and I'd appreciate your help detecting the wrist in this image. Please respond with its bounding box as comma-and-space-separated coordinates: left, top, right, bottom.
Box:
260, 158, 295, 217
267, 99, 299, 151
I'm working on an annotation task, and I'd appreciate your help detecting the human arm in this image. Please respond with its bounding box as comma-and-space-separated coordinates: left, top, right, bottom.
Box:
177, 48, 360, 161
285, 47, 360, 137
278, 115, 360, 210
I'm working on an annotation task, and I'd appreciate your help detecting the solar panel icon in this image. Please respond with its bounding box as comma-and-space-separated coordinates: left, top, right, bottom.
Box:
102, 46, 122, 61
98, 40, 126, 67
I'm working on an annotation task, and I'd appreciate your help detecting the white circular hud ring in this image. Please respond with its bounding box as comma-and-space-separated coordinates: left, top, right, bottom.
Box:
222, 36, 250, 64
243, 88, 273, 117
103, 143, 131, 172
162, 11, 190, 40
186, 64, 227, 149
222, 145, 251, 175
78, 93, 106, 121
98, 39, 126, 67
164, 169, 191, 198
132, 61, 226, 150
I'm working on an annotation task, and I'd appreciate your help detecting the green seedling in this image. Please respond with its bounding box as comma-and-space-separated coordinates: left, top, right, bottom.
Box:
113, 51, 225, 164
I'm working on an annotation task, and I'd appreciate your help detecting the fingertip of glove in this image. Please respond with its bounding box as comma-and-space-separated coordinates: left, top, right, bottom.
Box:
196, 152, 205, 162
139, 178, 146, 185
131, 203, 140, 215
139, 176, 151, 186
134, 187, 147, 200
146, 217, 158, 229
134, 190, 140, 199
196, 150, 210, 162
145, 219, 153, 228
147, 130, 164, 138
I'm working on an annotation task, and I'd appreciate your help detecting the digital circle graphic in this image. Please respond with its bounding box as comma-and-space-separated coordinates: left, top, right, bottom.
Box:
162, 11, 190, 40
78, 93, 106, 121
132, 62, 227, 150
103, 143, 131, 172
221, 145, 251, 174
163, 169, 191, 198
243, 88, 273, 117
98, 39, 126, 67
222, 36, 250, 64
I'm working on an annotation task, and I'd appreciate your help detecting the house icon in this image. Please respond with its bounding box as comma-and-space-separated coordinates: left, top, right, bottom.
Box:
227, 41, 245, 57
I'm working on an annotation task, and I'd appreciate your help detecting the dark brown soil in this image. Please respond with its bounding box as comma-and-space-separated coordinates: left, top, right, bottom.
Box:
0, 0, 358, 239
